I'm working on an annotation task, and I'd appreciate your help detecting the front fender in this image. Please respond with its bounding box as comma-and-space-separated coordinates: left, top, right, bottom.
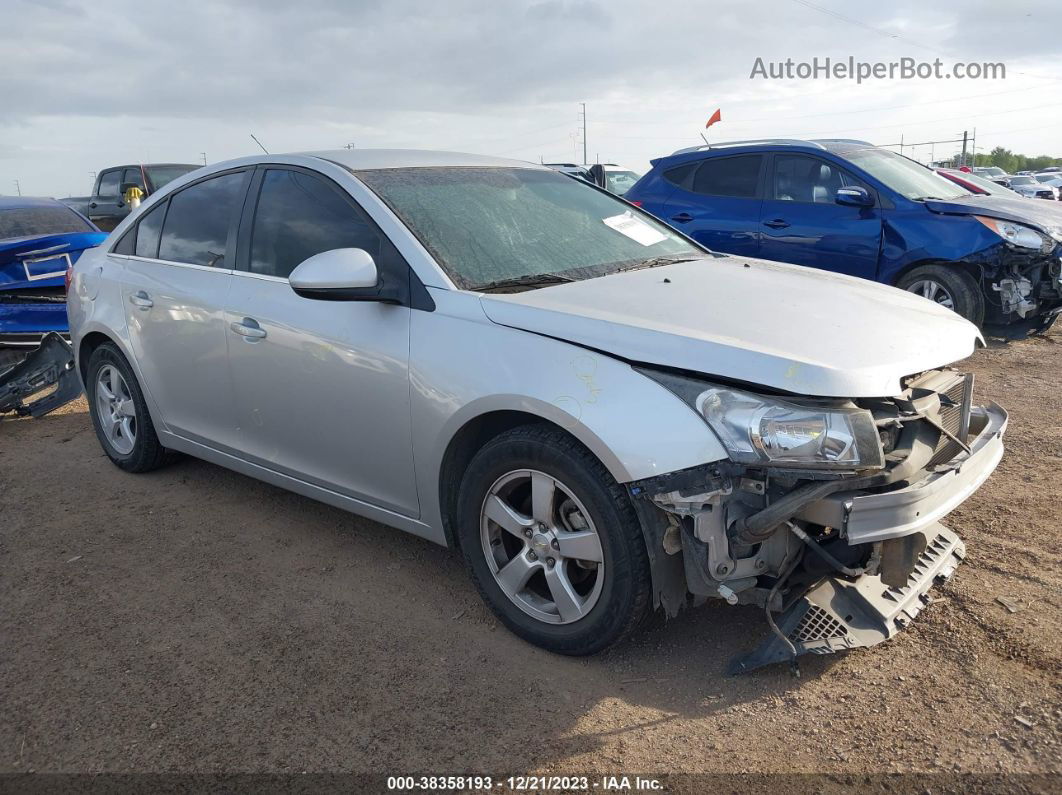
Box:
411, 290, 728, 537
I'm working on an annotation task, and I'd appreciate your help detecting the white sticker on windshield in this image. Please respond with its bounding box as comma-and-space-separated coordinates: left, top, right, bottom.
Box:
602, 211, 668, 246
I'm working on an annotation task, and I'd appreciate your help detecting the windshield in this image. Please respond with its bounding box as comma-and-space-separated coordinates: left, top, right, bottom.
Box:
842, 148, 968, 201
1009, 176, 1035, 186
145, 165, 200, 192
0, 206, 95, 241
604, 170, 642, 196
355, 167, 701, 290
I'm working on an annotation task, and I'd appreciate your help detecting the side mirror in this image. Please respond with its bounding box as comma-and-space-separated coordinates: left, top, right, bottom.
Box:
289, 248, 391, 301
835, 186, 874, 207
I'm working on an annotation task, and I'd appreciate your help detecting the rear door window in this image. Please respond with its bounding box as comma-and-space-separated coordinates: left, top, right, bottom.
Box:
158, 171, 248, 268
691, 155, 763, 198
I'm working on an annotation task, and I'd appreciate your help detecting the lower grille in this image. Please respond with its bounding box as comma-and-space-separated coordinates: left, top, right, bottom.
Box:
789, 604, 848, 643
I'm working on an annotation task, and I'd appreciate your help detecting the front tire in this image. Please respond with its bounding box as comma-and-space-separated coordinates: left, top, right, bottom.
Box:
456, 424, 652, 655
86, 343, 175, 472
897, 264, 984, 326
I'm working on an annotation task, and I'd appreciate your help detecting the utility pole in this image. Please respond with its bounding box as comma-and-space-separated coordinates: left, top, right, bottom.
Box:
970, 128, 977, 167
12, 179, 20, 196
899, 134, 904, 156
960, 130, 968, 167
580, 103, 587, 166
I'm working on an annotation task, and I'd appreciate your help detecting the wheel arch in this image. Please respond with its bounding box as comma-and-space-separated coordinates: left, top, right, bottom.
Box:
437, 408, 624, 551
889, 257, 983, 288
77, 330, 118, 384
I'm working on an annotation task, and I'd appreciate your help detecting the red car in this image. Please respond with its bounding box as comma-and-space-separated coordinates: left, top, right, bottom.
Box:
935, 168, 1011, 196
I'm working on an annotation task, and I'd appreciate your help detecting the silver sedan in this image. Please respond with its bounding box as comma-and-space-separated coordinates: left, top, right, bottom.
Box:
68, 150, 1005, 670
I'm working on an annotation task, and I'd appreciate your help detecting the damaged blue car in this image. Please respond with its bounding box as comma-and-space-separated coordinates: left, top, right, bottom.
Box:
1, 196, 106, 371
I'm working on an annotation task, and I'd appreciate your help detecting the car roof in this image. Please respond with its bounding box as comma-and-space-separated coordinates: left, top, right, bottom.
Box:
0, 195, 69, 210
305, 149, 543, 171
653, 138, 879, 168
102, 163, 200, 170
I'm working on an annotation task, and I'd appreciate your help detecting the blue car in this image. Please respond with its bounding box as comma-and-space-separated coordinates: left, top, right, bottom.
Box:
1, 196, 106, 368
626, 139, 1062, 330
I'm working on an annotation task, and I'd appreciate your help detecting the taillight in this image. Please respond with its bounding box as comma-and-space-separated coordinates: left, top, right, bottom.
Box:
629, 200, 643, 207
64, 264, 73, 294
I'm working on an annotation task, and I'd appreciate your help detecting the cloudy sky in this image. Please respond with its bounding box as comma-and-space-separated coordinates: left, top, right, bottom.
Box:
2, 0, 1060, 197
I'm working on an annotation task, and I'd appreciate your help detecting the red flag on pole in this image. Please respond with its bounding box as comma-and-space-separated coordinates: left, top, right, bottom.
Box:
706, 109, 722, 129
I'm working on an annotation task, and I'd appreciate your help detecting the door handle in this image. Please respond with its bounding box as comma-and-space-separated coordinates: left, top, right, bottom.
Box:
763, 218, 790, 229
230, 318, 267, 340
670, 212, 694, 223
128, 291, 153, 310
89, 202, 98, 209
117, 202, 125, 208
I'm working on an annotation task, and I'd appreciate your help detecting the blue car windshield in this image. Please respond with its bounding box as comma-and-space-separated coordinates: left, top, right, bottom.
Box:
843, 148, 968, 201
356, 166, 700, 290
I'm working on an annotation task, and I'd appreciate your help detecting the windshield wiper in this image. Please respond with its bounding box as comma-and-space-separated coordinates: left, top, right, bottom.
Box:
473, 273, 575, 293
629, 254, 701, 271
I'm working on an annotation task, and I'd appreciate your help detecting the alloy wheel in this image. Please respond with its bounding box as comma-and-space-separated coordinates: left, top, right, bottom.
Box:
480, 469, 605, 625
95, 364, 137, 455
906, 279, 955, 309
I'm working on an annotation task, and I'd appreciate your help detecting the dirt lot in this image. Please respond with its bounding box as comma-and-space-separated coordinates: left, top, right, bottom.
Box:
1, 330, 1060, 782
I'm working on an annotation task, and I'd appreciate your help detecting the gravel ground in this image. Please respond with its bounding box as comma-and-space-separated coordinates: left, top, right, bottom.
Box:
1, 330, 1059, 782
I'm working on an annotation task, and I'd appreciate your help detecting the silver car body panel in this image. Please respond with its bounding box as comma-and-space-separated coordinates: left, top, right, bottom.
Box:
120, 257, 237, 447
224, 274, 420, 517
68, 150, 988, 550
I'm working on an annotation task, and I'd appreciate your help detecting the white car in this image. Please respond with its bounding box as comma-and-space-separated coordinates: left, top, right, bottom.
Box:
67, 149, 1006, 672
1009, 175, 1059, 200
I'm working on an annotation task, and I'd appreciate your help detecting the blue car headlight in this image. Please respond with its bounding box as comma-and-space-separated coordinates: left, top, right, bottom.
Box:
974, 216, 1054, 253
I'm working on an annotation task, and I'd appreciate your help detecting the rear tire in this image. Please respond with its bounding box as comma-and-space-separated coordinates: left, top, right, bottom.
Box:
86, 343, 175, 472
456, 424, 652, 655
897, 264, 984, 326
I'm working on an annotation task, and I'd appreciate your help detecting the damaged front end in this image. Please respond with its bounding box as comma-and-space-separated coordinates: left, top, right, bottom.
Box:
970, 227, 1062, 333
0, 332, 82, 418
630, 368, 1006, 674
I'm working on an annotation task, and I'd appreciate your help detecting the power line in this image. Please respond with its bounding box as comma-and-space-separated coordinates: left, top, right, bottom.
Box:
788, 0, 1062, 83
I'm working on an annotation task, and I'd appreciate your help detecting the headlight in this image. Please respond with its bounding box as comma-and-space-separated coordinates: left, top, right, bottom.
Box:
695, 387, 884, 469
974, 215, 1053, 252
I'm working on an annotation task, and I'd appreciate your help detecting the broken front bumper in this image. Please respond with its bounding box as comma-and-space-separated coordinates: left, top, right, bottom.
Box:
795, 401, 1007, 544
731, 522, 964, 673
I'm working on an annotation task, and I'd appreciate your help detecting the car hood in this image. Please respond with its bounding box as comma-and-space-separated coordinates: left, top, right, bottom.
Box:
478, 257, 981, 398
923, 193, 1062, 235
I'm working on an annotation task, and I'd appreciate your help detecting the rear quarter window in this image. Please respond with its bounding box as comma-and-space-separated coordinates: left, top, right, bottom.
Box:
663, 163, 698, 189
